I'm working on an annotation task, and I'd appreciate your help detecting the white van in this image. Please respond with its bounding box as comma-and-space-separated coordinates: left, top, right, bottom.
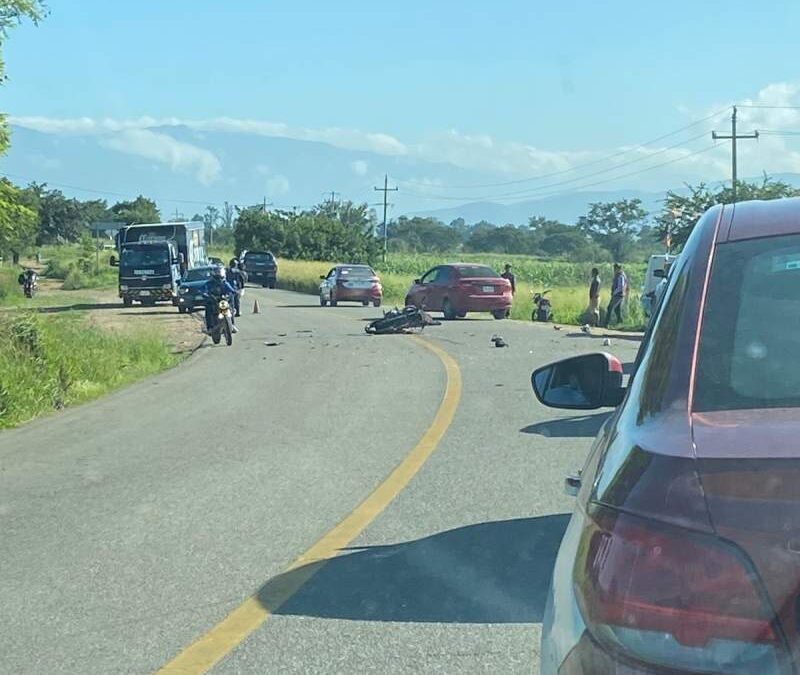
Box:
640, 253, 676, 317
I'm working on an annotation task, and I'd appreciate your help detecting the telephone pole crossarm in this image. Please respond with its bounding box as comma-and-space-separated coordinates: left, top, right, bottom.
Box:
711, 106, 759, 202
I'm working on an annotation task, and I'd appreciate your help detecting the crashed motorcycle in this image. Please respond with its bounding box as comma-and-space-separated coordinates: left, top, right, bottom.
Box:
365, 305, 441, 335
208, 297, 235, 346
531, 289, 552, 322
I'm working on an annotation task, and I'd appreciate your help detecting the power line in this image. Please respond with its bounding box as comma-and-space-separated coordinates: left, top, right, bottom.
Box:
711, 105, 759, 202
403, 143, 720, 205
402, 130, 711, 202
736, 104, 800, 110
397, 107, 730, 190
374, 174, 398, 261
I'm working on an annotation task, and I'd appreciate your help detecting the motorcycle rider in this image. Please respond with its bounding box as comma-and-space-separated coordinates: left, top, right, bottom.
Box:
18, 268, 38, 296
201, 264, 239, 334
226, 258, 246, 317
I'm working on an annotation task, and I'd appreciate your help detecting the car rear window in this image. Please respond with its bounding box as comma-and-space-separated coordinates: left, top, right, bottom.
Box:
456, 266, 500, 279
339, 266, 374, 278
694, 233, 800, 412
245, 253, 274, 262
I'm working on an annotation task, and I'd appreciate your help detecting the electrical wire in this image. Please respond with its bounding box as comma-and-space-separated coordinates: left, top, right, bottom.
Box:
402, 143, 720, 204
397, 107, 730, 190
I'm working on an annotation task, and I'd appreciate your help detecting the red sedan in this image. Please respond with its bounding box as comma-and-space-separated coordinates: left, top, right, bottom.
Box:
535, 197, 800, 674
404, 263, 513, 319
319, 264, 382, 307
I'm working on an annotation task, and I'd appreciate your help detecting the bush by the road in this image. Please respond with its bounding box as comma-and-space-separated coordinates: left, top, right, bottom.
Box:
42, 243, 118, 290
0, 312, 176, 428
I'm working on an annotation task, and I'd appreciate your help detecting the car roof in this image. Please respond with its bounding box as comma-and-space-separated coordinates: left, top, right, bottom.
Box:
336, 264, 371, 268
721, 197, 800, 243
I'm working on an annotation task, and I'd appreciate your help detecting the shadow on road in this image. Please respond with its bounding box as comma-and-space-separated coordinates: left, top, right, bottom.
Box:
521, 412, 611, 438
37, 302, 122, 313
257, 514, 569, 624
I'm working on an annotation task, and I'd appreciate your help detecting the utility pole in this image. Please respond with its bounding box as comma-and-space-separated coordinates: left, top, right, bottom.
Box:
323, 191, 340, 206
261, 197, 273, 213
374, 174, 398, 261
712, 106, 759, 202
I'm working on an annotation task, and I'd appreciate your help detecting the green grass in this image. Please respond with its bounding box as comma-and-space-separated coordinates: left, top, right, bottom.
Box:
40, 243, 118, 290
0, 312, 178, 429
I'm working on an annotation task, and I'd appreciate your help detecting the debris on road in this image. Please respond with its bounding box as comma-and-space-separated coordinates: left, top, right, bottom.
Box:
491, 334, 508, 348
263, 341, 282, 347
553, 325, 562, 331
603, 338, 612, 346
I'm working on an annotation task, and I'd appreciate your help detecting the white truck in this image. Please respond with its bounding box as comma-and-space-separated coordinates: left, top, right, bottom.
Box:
640, 253, 676, 318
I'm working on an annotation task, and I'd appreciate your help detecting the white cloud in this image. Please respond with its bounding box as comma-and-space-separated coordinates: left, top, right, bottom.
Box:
266, 174, 290, 195
351, 160, 368, 176
13, 83, 800, 199
101, 129, 221, 185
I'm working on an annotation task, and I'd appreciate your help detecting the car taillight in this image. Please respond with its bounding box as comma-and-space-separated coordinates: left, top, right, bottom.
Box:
575, 505, 785, 672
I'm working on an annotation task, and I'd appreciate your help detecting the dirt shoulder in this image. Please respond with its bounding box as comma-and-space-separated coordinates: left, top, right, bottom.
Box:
10, 277, 205, 355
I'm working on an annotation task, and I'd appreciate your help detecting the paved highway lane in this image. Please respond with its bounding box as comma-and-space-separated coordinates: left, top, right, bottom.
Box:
0, 289, 641, 674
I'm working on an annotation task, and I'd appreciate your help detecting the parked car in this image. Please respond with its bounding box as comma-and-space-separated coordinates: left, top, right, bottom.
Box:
319, 264, 382, 307
534, 198, 800, 674
242, 250, 278, 288
175, 265, 215, 313
405, 263, 512, 320
640, 253, 676, 317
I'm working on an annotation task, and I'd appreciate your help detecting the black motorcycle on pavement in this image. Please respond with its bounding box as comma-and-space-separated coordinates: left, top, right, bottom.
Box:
365, 306, 441, 335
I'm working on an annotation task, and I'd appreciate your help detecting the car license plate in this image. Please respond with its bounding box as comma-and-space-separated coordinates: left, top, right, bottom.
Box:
194, 295, 204, 300
482, 285, 494, 293
139, 290, 150, 296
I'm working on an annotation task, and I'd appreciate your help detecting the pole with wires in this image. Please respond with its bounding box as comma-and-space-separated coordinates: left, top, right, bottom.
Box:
374, 174, 397, 262
712, 106, 759, 202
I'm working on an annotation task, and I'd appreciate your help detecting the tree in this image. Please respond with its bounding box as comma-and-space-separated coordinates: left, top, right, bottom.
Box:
110, 195, 160, 225
657, 176, 800, 250
0, 1, 46, 156
220, 201, 235, 229
578, 198, 648, 262
387, 216, 461, 253
0, 178, 36, 260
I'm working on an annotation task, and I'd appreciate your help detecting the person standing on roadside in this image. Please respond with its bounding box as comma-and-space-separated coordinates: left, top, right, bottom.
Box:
226, 258, 245, 317
501, 263, 516, 294
588, 267, 601, 326
605, 263, 627, 326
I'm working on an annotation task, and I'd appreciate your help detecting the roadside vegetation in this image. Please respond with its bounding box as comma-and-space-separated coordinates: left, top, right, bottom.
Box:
0, 312, 176, 429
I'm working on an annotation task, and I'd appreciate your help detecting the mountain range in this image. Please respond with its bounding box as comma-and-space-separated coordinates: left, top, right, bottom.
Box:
3, 124, 800, 226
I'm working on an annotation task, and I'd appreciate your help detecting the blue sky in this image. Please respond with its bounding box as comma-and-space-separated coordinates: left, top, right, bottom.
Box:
3, 0, 800, 211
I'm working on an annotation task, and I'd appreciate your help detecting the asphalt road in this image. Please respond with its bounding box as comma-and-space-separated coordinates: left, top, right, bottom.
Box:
0, 288, 642, 674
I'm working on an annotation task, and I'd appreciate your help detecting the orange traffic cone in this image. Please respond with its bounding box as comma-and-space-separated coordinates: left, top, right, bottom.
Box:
253, 299, 260, 314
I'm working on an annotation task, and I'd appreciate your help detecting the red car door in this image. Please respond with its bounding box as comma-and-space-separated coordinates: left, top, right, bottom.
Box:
412, 267, 441, 310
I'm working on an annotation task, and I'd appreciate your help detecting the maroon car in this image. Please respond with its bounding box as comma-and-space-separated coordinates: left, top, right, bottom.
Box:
319, 264, 382, 307
534, 198, 800, 674
405, 263, 513, 320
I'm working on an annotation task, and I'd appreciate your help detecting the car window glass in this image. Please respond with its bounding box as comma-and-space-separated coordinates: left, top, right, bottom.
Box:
421, 268, 438, 284
695, 234, 800, 411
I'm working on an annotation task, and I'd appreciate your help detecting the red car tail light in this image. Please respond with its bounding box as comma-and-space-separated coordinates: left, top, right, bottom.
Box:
575, 505, 785, 672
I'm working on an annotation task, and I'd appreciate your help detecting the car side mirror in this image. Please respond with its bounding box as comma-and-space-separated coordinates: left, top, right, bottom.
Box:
653, 269, 666, 278
531, 353, 624, 410
320, 275, 326, 280
109, 255, 118, 267
414, 278, 421, 284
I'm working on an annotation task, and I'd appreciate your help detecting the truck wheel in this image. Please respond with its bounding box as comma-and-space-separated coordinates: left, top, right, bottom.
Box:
122, 297, 133, 307
268, 281, 276, 289
178, 306, 187, 314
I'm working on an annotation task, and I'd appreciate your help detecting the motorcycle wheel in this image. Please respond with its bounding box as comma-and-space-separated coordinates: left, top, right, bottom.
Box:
224, 318, 233, 346
211, 327, 221, 345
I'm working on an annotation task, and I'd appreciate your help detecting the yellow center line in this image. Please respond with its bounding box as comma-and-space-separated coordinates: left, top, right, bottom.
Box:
155, 335, 461, 675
